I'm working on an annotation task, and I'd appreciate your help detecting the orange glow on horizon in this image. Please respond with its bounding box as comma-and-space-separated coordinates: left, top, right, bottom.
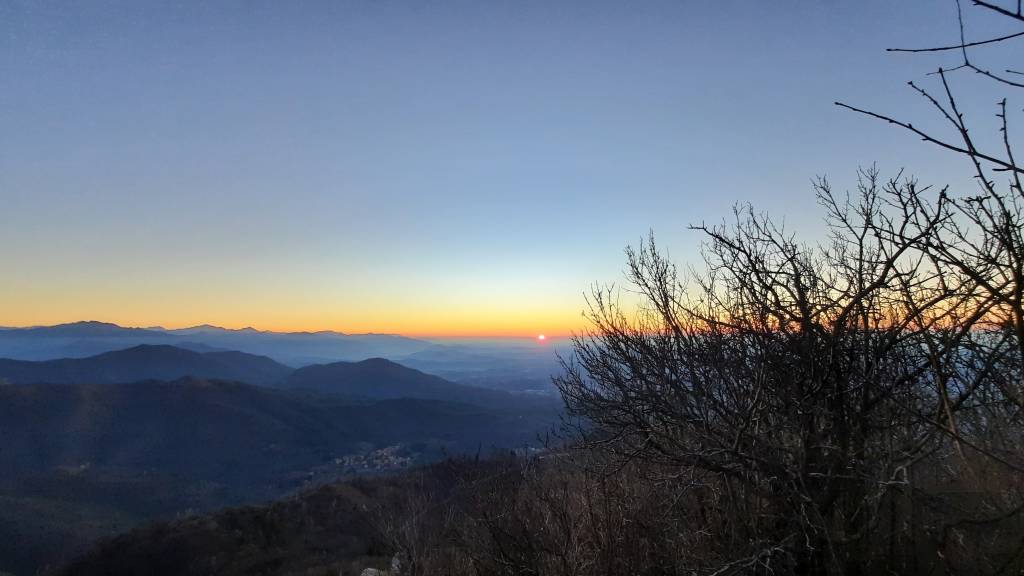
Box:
0, 261, 598, 340
0, 278, 605, 340
0, 314, 581, 340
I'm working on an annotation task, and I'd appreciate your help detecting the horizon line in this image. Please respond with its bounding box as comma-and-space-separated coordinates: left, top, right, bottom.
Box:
0, 319, 575, 340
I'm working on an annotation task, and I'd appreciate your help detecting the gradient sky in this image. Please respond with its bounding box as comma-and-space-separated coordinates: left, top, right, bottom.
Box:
0, 1, 1016, 336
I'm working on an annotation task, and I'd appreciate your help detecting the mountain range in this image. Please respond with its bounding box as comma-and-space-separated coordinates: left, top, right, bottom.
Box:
0, 345, 292, 386
0, 340, 561, 575
0, 321, 568, 397
0, 321, 432, 366
0, 344, 555, 408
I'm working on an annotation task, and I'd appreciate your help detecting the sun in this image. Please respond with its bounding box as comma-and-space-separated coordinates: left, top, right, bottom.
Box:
537, 334, 546, 341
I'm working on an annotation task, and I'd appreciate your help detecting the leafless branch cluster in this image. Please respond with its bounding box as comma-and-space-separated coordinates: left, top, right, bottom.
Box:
557, 167, 1023, 573
550, 3, 1024, 574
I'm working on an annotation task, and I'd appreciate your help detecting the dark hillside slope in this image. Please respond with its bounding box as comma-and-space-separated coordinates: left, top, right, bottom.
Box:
0, 379, 558, 575
0, 378, 552, 491
57, 481, 397, 576
56, 459, 484, 576
0, 378, 348, 485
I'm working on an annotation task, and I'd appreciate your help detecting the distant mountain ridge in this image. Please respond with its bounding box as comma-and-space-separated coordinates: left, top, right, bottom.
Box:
285, 357, 544, 408
5, 321, 167, 338
287, 357, 461, 397
165, 324, 404, 337
0, 344, 293, 385
0, 321, 433, 365
0, 345, 559, 414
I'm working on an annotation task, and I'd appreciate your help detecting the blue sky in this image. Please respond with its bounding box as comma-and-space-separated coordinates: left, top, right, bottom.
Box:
0, 1, 1016, 335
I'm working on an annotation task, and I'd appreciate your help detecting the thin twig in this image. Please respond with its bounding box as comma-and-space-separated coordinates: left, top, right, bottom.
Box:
887, 30, 1024, 53
834, 101, 1024, 174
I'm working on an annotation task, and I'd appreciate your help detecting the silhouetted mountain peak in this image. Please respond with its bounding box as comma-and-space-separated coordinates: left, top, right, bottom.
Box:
22, 321, 166, 337
356, 357, 408, 368
66, 320, 118, 328
173, 324, 239, 334
99, 344, 199, 357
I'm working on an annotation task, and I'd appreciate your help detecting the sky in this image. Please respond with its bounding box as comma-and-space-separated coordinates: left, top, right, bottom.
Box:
0, 1, 1018, 337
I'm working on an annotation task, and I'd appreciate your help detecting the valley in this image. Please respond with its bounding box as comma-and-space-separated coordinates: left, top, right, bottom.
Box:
0, 326, 562, 575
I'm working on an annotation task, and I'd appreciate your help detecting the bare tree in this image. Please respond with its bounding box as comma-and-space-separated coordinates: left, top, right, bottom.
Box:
837, 0, 1024, 405
556, 4, 1024, 574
